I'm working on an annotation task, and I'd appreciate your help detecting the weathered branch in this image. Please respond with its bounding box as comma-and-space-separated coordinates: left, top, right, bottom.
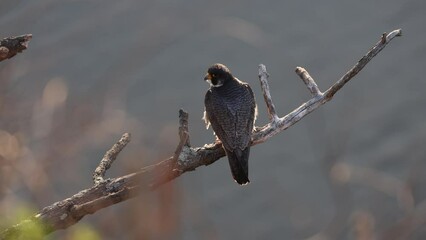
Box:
253, 29, 402, 144
324, 29, 402, 99
258, 64, 279, 122
173, 109, 190, 162
0, 34, 32, 62
0, 29, 402, 239
93, 133, 131, 184
295, 67, 322, 97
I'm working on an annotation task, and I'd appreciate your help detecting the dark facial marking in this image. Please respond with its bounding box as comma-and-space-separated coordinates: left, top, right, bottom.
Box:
207, 63, 233, 85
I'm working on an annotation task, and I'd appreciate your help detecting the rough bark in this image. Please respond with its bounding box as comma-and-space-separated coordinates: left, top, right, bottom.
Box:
0, 34, 32, 62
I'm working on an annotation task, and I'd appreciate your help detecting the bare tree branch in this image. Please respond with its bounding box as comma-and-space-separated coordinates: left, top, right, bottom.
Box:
0, 34, 32, 62
93, 133, 131, 184
324, 30, 402, 99
173, 109, 190, 163
0, 29, 402, 239
258, 64, 279, 122
253, 29, 402, 144
295, 67, 322, 97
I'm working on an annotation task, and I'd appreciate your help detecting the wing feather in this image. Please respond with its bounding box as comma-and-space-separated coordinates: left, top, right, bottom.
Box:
205, 82, 256, 151
235, 83, 256, 149
205, 90, 236, 150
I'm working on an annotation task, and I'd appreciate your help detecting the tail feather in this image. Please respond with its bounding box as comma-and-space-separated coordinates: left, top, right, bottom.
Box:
225, 147, 250, 185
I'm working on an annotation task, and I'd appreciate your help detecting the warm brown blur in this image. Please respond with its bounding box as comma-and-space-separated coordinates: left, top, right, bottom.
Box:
1, 1, 425, 239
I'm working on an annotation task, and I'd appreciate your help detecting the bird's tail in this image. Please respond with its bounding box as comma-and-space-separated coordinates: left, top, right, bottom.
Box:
225, 148, 250, 185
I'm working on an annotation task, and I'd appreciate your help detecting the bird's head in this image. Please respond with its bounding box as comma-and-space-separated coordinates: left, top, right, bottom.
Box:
204, 63, 233, 87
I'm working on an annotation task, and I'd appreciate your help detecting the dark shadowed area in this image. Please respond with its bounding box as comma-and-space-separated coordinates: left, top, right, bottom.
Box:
1, 1, 425, 239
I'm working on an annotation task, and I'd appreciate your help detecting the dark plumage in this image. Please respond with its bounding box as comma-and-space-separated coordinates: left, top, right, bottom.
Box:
203, 63, 257, 185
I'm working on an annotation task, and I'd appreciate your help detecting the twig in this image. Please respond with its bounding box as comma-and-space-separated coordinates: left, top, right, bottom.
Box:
252, 29, 401, 144
295, 67, 322, 97
324, 29, 402, 100
93, 133, 131, 184
0, 34, 32, 62
0, 29, 402, 239
258, 64, 279, 122
149, 109, 191, 189
173, 109, 190, 162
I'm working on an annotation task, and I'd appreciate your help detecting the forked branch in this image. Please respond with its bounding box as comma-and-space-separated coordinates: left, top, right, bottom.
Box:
0, 29, 402, 239
93, 133, 131, 184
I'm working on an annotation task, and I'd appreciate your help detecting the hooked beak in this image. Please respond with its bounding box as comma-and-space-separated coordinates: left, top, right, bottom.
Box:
204, 73, 212, 81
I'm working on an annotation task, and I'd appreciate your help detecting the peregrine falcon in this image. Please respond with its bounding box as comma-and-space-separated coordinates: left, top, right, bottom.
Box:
203, 63, 257, 185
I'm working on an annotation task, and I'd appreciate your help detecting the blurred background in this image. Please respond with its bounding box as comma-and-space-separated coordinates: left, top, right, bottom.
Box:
0, 0, 425, 239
